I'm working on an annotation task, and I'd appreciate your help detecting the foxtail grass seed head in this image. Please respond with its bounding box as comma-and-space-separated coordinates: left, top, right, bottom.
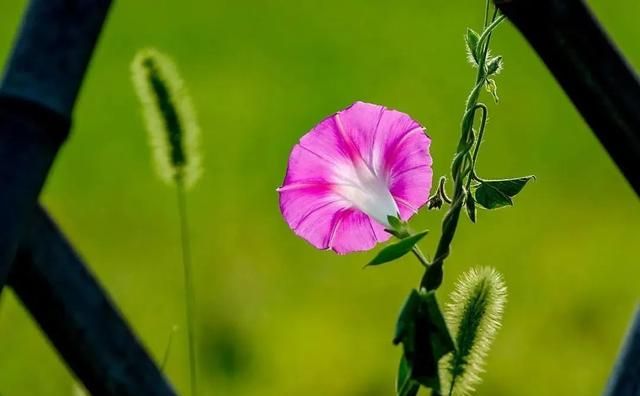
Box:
131, 48, 201, 188
441, 267, 507, 396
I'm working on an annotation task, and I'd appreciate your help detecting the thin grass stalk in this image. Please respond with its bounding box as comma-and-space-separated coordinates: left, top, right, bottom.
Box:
176, 173, 198, 396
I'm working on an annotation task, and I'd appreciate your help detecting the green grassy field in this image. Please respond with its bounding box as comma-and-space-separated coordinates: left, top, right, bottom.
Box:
0, 1, 638, 395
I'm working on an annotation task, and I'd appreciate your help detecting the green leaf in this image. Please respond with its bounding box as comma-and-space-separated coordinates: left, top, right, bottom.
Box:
474, 176, 534, 209
486, 55, 503, 75
465, 28, 480, 65
394, 290, 455, 392
487, 176, 535, 196
396, 355, 420, 396
421, 291, 455, 360
367, 231, 428, 266
394, 290, 422, 345
387, 215, 404, 232
465, 193, 476, 223
474, 182, 512, 209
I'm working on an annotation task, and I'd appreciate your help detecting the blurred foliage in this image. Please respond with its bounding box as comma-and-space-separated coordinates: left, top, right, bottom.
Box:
0, 1, 638, 395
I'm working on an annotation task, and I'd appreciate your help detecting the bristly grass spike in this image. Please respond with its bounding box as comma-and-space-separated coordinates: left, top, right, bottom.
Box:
131, 48, 201, 188
441, 267, 507, 396
131, 48, 201, 396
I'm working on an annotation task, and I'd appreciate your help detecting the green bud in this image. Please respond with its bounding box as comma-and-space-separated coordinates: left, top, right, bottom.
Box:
486, 56, 503, 75
427, 194, 443, 210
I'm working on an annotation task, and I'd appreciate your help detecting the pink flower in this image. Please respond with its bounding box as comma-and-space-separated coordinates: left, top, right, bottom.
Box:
278, 101, 433, 254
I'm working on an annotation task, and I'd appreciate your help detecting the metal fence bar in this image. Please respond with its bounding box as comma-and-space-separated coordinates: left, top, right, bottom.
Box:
604, 306, 640, 396
0, 97, 68, 291
0, 0, 112, 116
0, 0, 112, 292
494, 0, 640, 196
0, 0, 177, 393
9, 208, 176, 396
494, 1, 640, 393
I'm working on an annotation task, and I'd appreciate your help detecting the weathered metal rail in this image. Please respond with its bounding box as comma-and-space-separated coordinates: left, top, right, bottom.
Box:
494, 0, 640, 394
0, 0, 175, 394
494, 0, 640, 195
10, 208, 176, 395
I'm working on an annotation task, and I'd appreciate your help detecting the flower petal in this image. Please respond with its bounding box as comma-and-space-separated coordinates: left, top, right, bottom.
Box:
297, 114, 355, 166
371, 108, 427, 173
328, 209, 390, 254
374, 108, 433, 219
278, 142, 350, 250
279, 183, 393, 253
334, 101, 385, 165
391, 163, 433, 219
285, 192, 350, 250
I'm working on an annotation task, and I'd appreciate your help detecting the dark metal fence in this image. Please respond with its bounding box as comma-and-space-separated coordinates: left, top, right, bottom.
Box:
495, 1, 640, 394
0, 0, 636, 395
0, 0, 175, 394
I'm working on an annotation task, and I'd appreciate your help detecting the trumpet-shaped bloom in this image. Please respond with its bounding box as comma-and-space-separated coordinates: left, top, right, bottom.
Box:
278, 102, 432, 254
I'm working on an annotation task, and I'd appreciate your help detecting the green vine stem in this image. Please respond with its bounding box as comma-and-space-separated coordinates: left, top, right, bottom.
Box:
419, 9, 504, 291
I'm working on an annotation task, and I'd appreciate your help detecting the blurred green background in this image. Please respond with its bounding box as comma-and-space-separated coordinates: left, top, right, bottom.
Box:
0, 1, 638, 395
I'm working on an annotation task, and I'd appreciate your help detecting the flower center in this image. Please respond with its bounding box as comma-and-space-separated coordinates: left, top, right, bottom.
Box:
332, 159, 399, 227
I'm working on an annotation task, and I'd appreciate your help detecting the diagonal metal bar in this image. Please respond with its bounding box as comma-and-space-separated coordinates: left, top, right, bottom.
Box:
604, 306, 640, 396
0, 97, 68, 291
0, 0, 113, 116
494, 0, 640, 196
0, 0, 112, 292
1, 0, 177, 393
493, 1, 640, 394
9, 208, 176, 396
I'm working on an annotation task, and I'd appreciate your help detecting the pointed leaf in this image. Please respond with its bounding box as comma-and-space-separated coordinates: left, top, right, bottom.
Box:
486, 176, 535, 196
474, 182, 512, 209
465, 194, 476, 223
465, 28, 480, 65
396, 355, 420, 396
394, 290, 455, 393
422, 291, 455, 360
394, 289, 422, 345
411, 291, 454, 391
385, 215, 408, 238
474, 176, 534, 209
387, 215, 404, 232
368, 231, 429, 266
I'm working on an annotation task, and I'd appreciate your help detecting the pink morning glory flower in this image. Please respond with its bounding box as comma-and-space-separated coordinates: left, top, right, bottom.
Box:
278, 101, 433, 254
